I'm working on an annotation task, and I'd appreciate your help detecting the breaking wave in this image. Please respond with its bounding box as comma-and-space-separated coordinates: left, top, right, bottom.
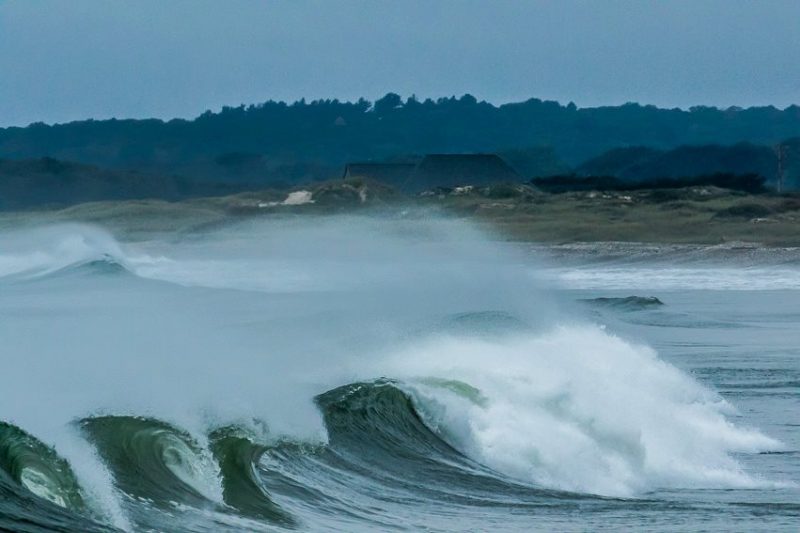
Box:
0, 219, 790, 531
0, 224, 131, 281
0, 422, 86, 510
384, 328, 782, 497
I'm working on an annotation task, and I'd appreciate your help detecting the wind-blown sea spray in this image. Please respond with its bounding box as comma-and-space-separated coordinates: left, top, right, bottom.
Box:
0, 215, 785, 531
373, 328, 780, 496
0, 223, 127, 279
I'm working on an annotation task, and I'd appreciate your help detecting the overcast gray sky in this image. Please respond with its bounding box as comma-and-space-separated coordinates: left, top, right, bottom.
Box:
1, 0, 799, 126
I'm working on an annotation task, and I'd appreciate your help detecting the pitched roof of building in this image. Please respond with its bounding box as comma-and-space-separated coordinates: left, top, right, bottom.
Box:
412, 154, 519, 188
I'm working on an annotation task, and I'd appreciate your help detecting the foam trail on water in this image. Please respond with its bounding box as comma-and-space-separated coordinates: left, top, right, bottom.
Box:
549, 266, 800, 291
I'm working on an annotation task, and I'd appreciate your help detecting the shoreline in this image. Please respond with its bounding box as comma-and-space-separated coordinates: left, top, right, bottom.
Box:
3, 183, 800, 247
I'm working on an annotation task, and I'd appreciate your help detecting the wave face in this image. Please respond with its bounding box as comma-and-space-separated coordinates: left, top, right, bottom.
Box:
208, 425, 296, 525
0, 422, 107, 532
0, 218, 794, 531
79, 416, 224, 507
0, 422, 85, 510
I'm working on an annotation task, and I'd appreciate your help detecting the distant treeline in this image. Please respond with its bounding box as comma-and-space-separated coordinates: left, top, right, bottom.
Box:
1, 94, 800, 208
1, 94, 799, 186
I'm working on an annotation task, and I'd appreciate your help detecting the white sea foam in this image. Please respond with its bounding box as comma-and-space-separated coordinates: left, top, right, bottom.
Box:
381, 327, 783, 497
0, 224, 128, 279
545, 266, 800, 291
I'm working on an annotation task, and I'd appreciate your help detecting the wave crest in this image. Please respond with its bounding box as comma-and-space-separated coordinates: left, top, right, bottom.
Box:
0, 224, 132, 281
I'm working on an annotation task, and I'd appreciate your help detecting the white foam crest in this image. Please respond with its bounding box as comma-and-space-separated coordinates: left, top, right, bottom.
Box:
0, 224, 131, 279
544, 266, 800, 291
159, 433, 224, 504
378, 326, 783, 497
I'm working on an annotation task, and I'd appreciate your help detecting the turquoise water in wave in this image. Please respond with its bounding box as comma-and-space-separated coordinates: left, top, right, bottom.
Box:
0, 220, 797, 532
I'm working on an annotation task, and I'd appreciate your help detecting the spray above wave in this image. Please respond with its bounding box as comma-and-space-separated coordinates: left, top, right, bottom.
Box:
376, 326, 784, 497
0, 224, 133, 281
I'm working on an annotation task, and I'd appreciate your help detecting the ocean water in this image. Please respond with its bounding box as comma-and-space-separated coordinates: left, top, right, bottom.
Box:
0, 217, 797, 532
